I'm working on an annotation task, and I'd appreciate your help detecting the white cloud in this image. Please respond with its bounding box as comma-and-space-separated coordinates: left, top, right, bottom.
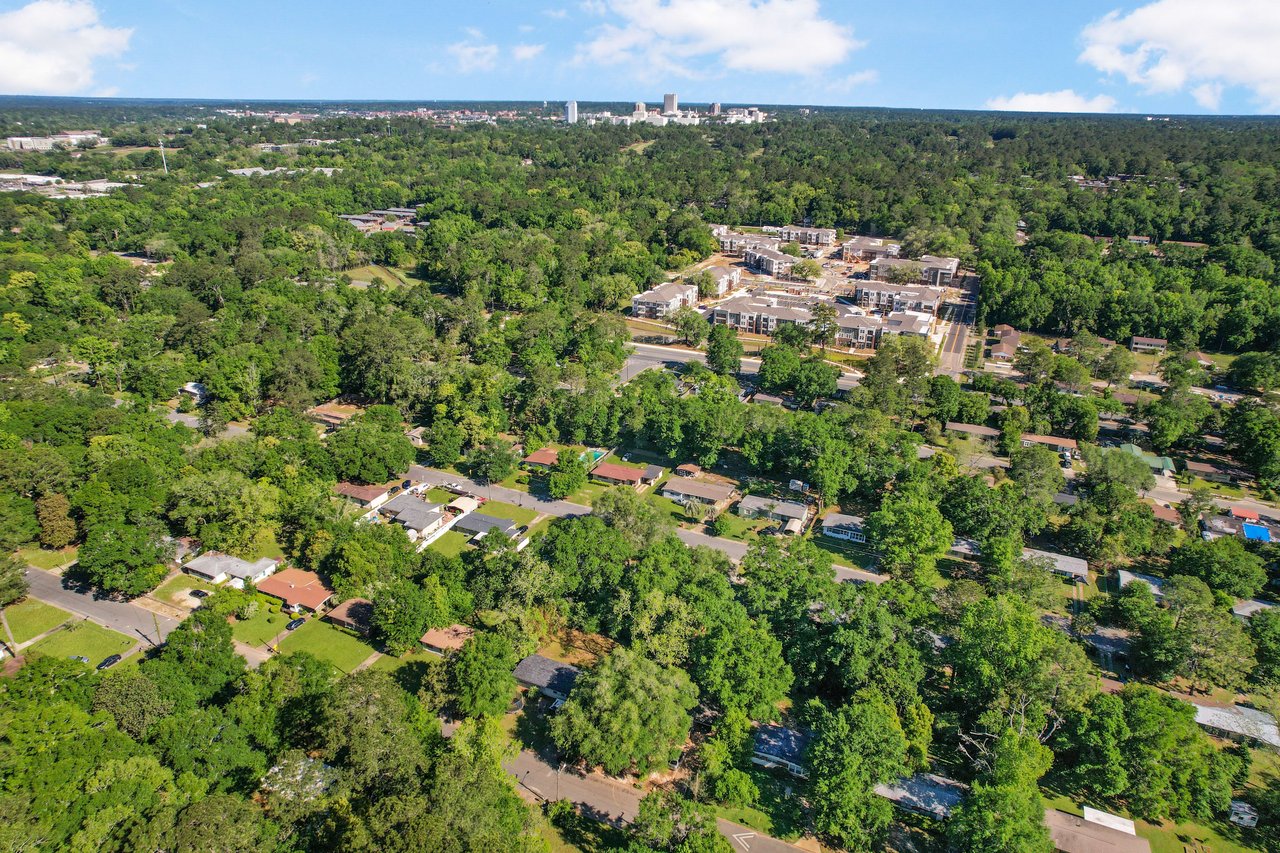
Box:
513, 44, 546, 61
518, 24, 536, 33
543, 7, 569, 18
575, 0, 861, 78
1079, 0, 1280, 110
985, 89, 1118, 113
447, 31, 500, 73
827, 69, 878, 94
0, 0, 131, 95
580, 0, 608, 14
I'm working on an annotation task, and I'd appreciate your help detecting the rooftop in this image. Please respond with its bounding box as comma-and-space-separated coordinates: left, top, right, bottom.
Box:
591, 462, 643, 483
185, 551, 278, 581
257, 568, 334, 611
1193, 702, 1280, 748
739, 494, 809, 520
513, 654, 580, 695
420, 624, 475, 652
753, 725, 811, 765
874, 774, 969, 820
1044, 809, 1151, 853
662, 478, 736, 502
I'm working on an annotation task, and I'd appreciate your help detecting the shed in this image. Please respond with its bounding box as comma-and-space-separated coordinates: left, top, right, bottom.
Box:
513, 654, 580, 700
675, 463, 701, 477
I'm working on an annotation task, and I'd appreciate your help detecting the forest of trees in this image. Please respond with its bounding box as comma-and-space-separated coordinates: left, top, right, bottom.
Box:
2, 102, 1280, 852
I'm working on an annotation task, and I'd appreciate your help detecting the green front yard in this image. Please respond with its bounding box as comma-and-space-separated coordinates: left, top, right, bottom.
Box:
17, 546, 77, 571
3, 599, 70, 644
28, 619, 135, 664
231, 604, 292, 647
151, 573, 218, 607
277, 618, 377, 674
1042, 791, 1257, 853
479, 499, 538, 526
710, 511, 773, 541
810, 534, 877, 570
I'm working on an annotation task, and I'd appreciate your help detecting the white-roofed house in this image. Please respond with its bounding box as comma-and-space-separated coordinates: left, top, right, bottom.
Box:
184, 552, 279, 589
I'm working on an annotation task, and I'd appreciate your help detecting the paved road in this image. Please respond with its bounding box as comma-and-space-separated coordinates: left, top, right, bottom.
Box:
24, 567, 179, 649
625, 342, 861, 392
936, 276, 977, 377
506, 748, 804, 852
410, 465, 886, 585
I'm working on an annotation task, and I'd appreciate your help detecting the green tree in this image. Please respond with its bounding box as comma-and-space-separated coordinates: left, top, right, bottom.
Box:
467, 438, 520, 484
0, 554, 28, 607
865, 484, 953, 587
1251, 608, 1280, 686
328, 414, 415, 485
808, 691, 908, 852
372, 578, 441, 656
1097, 346, 1136, 386
792, 258, 823, 281
706, 323, 744, 376
948, 729, 1053, 853
0, 492, 38, 550
547, 448, 588, 499
670, 306, 709, 348
35, 493, 76, 550
551, 646, 698, 775
1167, 536, 1267, 599
77, 519, 172, 595
449, 633, 517, 718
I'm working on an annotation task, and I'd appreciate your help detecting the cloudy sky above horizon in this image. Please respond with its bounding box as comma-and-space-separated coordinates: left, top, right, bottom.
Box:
1, 0, 1279, 114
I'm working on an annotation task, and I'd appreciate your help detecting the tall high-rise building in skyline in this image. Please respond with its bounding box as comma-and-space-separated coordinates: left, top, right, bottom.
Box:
710, 102, 721, 115
564, 101, 577, 124
663, 93, 678, 115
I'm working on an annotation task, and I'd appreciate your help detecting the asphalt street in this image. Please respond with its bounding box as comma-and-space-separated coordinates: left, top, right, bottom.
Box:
23, 566, 179, 650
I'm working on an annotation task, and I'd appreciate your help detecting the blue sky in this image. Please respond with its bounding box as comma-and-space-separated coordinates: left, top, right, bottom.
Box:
2, 0, 1279, 114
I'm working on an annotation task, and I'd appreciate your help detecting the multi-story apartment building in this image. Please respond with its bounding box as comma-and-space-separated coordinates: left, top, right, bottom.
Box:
631, 281, 698, 319
852, 283, 945, 314
840, 236, 901, 261
779, 225, 838, 246
744, 246, 796, 277
869, 255, 960, 287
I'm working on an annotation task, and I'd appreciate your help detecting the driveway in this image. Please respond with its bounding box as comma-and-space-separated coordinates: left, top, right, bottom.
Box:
407, 466, 590, 519
23, 567, 179, 649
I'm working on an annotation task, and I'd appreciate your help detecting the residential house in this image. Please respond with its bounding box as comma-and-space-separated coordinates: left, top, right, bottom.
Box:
744, 246, 797, 278
513, 654, 580, 701
1118, 443, 1176, 475
751, 725, 811, 777
522, 447, 560, 469
1184, 459, 1238, 484
822, 512, 866, 543
1192, 702, 1280, 750
1020, 434, 1079, 454
378, 492, 448, 543
1022, 547, 1088, 583
334, 481, 395, 510
1045, 809, 1151, 853
990, 340, 1018, 361
1129, 336, 1167, 354
737, 495, 810, 533
184, 552, 279, 589
1233, 599, 1275, 620
1117, 569, 1167, 601
675, 463, 701, 478
874, 774, 970, 820
325, 598, 373, 635
257, 568, 335, 613
454, 512, 521, 541
631, 281, 698, 319
641, 464, 664, 485
179, 381, 209, 405
1148, 502, 1183, 527
660, 478, 736, 507
591, 462, 644, 487
1230, 801, 1260, 828
945, 422, 1000, 440
421, 624, 475, 655
779, 225, 837, 246
840, 235, 901, 261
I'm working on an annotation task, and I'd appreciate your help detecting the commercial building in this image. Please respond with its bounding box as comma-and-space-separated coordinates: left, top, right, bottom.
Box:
663, 93, 678, 114
631, 281, 698, 319
564, 101, 578, 124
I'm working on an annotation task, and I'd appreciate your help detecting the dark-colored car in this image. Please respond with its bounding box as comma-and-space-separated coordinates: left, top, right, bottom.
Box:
96, 654, 122, 670
191, 589, 210, 599
286, 617, 306, 631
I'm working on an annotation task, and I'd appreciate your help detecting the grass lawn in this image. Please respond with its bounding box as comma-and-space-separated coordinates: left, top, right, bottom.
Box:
248, 533, 286, 561
710, 766, 809, 841
423, 487, 458, 504
479, 499, 539, 526
649, 493, 701, 525
710, 511, 771, 541
541, 810, 631, 853
524, 517, 555, 542
810, 535, 877, 570
567, 480, 610, 506
231, 606, 291, 647
17, 546, 77, 571
151, 573, 218, 607
429, 530, 473, 559
3, 599, 70, 644
277, 618, 377, 674
369, 649, 444, 694
498, 470, 534, 493
343, 264, 410, 286
28, 619, 135, 664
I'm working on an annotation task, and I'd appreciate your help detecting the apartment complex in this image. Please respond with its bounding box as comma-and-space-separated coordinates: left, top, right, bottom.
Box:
743, 245, 796, 277
869, 255, 960, 286
632, 281, 698, 319
710, 292, 932, 350
853, 283, 945, 314
840, 236, 902, 261
777, 224, 838, 246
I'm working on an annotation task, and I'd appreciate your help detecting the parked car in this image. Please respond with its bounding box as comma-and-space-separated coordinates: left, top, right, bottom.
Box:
191, 589, 209, 599
96, 654, 121, 670
286, 617, 306, 631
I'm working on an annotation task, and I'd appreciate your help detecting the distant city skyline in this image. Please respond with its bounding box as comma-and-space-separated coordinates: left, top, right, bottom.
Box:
1, 0, 1279, 115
